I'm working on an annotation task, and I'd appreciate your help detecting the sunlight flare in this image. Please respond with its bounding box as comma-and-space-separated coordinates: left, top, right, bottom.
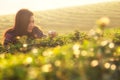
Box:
0, 0, 114, 15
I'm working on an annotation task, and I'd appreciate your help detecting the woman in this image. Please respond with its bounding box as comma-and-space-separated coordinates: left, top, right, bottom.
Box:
3, 9, 46, 46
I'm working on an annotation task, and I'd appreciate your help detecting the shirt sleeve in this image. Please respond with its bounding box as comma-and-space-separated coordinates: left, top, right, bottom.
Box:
4, 33, 14, 46
32, 27, 46, 38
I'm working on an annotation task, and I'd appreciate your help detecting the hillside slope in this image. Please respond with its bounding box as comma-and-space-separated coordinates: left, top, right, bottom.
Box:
34, 1, 120, 33
0, 1, 120, 40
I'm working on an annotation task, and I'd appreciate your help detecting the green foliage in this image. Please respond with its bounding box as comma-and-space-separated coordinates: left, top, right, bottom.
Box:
0, 16, 120, 80
0, 29, 120, 80
113, 32, 120, 45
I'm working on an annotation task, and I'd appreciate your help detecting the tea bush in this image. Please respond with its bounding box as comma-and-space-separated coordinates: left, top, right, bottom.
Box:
0, 17, 120, 80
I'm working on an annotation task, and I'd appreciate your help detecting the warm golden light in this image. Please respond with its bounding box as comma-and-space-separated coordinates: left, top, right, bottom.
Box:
81, 50, 87, 56
0, 0, 114, 15
73, 43, 80, 57
104, 62, 110, 69
91, 60, 99, 67
24, 56, 33, 64
23, 43, 28, 48
0, 54, 5, 59
55, 60, 61, 67
109, 42, 115, 48
101, 40, 108, 46
110, 64, 116, 70
41, 63, 52, 72
32, 48, 38, 54
42, 50, 53, 56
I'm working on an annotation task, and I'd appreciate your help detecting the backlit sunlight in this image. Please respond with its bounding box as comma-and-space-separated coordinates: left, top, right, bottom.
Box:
0, 0, 114, 15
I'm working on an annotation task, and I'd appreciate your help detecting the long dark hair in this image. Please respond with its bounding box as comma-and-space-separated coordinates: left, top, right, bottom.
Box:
5, 9, 33, 36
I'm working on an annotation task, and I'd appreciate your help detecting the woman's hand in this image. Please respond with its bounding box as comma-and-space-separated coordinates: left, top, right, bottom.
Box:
48, 30, 57, 38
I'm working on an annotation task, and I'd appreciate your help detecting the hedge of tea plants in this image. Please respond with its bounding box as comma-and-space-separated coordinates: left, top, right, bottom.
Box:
0, 17, 120, 80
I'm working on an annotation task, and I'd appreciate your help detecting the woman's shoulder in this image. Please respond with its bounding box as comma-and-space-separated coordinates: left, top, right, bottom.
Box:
3, 29, 17, 46
4, 29, 15, 37
32, 26, 46, 38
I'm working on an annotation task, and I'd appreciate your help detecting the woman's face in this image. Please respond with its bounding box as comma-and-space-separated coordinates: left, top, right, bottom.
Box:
27, 16, 35, 32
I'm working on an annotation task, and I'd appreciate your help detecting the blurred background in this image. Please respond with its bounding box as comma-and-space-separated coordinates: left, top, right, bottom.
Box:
0, 0, 114, 15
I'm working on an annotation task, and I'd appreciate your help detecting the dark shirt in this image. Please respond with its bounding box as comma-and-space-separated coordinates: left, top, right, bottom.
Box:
4, 27, 46, 46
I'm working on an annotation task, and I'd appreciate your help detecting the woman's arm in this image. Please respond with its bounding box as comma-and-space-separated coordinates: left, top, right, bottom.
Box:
3, 33, 14, 46
32, 27, 46, 38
